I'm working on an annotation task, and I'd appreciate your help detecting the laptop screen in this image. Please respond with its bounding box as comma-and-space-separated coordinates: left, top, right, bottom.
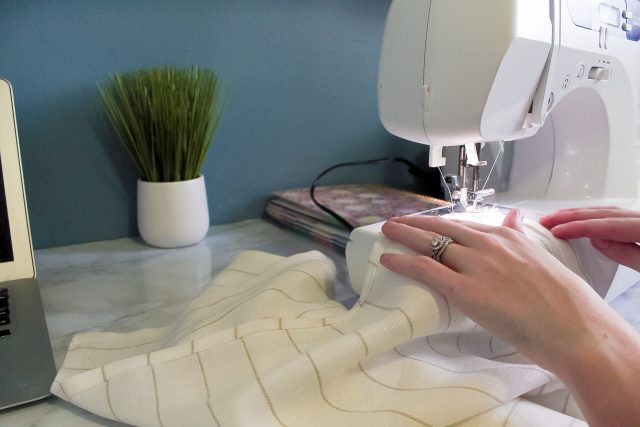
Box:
0, 157, 15, 263
0, 79, 34, 282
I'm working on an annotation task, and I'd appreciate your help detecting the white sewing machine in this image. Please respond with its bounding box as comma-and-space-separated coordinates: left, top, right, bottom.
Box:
347, 0, 640, 301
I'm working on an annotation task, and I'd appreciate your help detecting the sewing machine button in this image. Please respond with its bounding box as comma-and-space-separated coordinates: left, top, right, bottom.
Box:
622, 10, 633, 19
588, 66, 610, 81
622, 22, 633, 32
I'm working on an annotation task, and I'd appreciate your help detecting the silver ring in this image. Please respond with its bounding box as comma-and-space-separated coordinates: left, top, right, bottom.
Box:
430, 236, 454, 262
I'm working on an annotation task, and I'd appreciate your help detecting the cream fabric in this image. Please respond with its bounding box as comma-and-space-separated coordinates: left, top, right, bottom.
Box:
52, 241, 586, 426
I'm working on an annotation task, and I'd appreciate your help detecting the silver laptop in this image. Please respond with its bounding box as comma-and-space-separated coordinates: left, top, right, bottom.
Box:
0, 79, 56, 410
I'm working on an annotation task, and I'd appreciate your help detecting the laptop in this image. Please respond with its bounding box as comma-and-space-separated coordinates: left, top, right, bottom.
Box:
0, 79, 56, 410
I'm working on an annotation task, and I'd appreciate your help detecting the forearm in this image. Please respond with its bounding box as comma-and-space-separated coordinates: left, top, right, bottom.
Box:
549, 311, 640, 426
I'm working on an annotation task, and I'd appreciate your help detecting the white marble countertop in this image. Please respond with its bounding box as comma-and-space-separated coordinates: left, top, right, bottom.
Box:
1, 219, 638, 426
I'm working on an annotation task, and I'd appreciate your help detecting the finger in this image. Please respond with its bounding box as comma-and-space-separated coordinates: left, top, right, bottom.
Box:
381, 220, 443, 254
388, 215, 486, 247
501, 209, 524, 232
379, 253, 463, 298
549, 206, 620, 212
539, 207, 638, 229
448, 211, 524, 234
452, 220, 526, 244
591, 239, 640, 272
551, 218, 640, 243
381, 221, 467, 270
448, 220, 496, 233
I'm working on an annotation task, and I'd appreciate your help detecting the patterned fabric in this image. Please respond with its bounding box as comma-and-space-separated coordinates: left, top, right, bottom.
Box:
265, 185, 449, 250
52, 242, 586, 426
272, 185, 448, 227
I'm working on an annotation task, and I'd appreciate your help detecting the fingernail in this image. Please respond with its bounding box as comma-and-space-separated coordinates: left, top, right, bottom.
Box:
379, 254, 391, 264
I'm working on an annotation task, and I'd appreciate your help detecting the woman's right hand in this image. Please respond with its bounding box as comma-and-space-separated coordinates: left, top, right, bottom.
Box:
540, 207, 640, 272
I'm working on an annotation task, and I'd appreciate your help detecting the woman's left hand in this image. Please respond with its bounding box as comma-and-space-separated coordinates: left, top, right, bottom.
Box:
379, 210, 622, 371
379, 210, 640, 426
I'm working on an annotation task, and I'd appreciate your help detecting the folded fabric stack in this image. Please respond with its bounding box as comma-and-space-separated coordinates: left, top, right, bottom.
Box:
265, 185, 449, 249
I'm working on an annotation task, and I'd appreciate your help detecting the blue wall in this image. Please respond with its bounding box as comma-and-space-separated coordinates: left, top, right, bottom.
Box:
0, 0, 425, 249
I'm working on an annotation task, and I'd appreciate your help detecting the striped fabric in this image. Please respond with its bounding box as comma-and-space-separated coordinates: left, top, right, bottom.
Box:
52, 239, 586, 426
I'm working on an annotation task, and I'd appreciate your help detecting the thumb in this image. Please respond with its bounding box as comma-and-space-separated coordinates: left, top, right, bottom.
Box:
591, 239, 640, 272
502, 209, 524, 233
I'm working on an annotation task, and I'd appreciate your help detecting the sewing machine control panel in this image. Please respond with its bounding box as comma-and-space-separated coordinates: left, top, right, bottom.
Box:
569, 0, 640, 41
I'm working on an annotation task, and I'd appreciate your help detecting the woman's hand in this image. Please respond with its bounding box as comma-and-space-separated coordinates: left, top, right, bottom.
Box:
379, 210, 640, 426
540, 207, 640, 272
379, 210, 607, 369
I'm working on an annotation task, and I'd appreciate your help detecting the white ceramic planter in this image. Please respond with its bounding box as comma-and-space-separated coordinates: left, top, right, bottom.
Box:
137, 176, 210, 248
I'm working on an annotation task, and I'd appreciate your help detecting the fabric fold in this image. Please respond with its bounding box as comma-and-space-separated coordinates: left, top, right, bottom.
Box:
53, 245, 585, 426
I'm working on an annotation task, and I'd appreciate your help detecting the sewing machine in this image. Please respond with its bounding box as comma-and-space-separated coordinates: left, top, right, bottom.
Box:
347, 0, 640, 301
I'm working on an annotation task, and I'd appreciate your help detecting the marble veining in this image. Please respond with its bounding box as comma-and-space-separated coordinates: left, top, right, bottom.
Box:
0, 219, 638, 426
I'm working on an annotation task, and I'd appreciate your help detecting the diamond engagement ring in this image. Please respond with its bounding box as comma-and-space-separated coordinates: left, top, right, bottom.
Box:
430, 236, 454, 262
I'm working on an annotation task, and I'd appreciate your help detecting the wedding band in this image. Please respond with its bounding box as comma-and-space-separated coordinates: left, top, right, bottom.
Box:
430, 236, 454, 262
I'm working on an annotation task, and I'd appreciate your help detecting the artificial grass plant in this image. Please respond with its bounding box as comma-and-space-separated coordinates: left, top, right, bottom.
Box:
99, 66, 226, 182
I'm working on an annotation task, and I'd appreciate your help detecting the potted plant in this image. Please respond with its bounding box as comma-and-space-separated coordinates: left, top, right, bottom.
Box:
99, 66, 226, 248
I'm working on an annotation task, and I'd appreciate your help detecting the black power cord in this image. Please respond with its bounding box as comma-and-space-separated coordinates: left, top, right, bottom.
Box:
309, 157, 439, 232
